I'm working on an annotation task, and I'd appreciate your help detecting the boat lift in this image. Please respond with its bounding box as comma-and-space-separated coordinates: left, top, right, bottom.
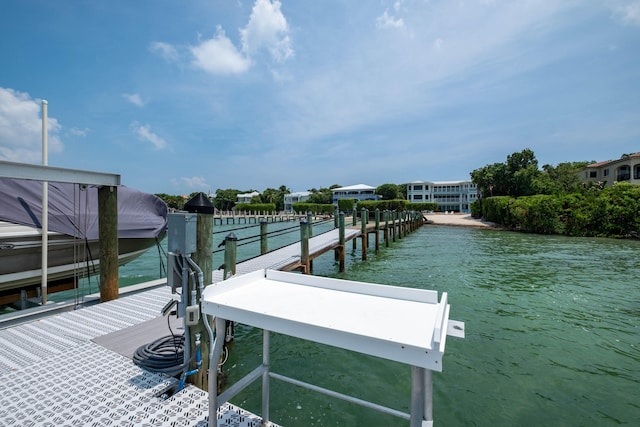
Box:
201, 269, 465, 427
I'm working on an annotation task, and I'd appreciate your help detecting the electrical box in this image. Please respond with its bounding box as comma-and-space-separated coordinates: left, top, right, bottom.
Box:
166, 252, 181, 293
167, 213, 197, 254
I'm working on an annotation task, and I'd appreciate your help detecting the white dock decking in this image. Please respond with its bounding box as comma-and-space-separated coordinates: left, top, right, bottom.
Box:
0, 286, 270, 426
0, 227, 362, 426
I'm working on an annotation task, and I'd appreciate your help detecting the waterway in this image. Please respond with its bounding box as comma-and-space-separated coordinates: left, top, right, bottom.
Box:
86, 221, 640, 425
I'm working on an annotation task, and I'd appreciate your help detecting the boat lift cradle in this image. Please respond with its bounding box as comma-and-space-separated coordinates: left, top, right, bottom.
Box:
201, 269, 465, 427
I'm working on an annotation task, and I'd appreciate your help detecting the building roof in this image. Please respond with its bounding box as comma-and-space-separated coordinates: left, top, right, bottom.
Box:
586, 153, 640, 168
286, 191, 311, 197
332, 184, 376, 192
405, 180, 473, 185
237, 191, 260, 198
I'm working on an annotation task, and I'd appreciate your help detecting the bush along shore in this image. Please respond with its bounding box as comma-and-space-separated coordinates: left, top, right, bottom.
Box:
472, 182, 640, 238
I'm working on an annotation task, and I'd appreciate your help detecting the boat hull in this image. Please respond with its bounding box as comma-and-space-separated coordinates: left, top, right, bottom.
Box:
0, 222, 162, 294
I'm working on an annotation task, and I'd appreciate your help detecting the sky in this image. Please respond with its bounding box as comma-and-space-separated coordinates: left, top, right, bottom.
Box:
1, 0, 639, 196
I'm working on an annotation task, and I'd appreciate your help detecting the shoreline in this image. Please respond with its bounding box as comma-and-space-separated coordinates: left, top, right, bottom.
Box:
424, 212, 502, 229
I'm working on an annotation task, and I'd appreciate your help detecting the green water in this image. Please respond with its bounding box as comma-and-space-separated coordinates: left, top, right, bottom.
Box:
68, 222, 640, 425
220, 225, 639, 426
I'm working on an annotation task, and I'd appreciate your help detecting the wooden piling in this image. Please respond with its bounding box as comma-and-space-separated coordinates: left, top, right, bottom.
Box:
260, 220, 268, 255
338, 212, 345, 272
192, 211, 213, 391
98, 185, 118, 302
361, 208, 367, 261
374, 209, 380, 252
223, 233, 238, 279
300, 220, 310, 273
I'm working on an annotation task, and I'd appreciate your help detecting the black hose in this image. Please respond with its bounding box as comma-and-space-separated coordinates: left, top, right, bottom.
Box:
132, 334, 185, 378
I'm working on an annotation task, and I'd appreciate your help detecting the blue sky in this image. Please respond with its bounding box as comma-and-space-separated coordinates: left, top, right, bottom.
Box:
1, 0, 639, 196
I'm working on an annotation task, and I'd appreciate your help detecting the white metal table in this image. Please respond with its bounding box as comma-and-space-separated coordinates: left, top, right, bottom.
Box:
201, 269, 464, 427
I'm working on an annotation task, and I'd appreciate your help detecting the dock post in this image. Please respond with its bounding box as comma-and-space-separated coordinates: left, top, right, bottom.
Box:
384, 210, 389, 247
361, 208, 367, 261
183, 192, 214, 391
260, 220, 268, 255
352, 209, 357, 251
300, 220, 310, 273
392, 211, 397, 242
398, 211, 404, 239
334, 208, 339, 228
307, 212, 313, 272
338, 212, 345, 272
374, 209, 380, 252
223, 232, 238, 279
98, 185, 118, 302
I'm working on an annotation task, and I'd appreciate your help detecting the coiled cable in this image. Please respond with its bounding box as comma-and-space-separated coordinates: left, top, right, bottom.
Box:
132, 334, 185, 378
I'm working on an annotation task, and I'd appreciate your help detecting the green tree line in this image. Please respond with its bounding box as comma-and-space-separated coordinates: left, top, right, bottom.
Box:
471, 149, 640, 238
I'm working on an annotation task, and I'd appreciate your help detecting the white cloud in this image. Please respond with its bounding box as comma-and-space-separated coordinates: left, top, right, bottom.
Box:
130, 121, 168, 150
240, 0, 293, 62
68, 127, 89, 137
159, 0, 292, 76
0, 87, 63, 162
150, 41, 179, 62
611, 0, 640, 25
190, 26, 252, 75
123, 93, 144, 107
181, 176, 208, 189
376, 10, 404, 29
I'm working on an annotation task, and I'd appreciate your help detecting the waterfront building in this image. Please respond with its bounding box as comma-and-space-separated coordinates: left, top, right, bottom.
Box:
580, 153, 640, 187
284, 191, 311, 212
405, 180, 477, 213
331, 184, 380, 205
237, 191, 260, 204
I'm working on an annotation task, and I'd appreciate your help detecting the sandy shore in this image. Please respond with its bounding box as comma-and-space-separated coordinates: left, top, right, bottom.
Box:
424, 212, 501, 229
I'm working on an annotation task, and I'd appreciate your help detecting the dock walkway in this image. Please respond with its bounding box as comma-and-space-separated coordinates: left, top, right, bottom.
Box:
0, 286, 271, 426
0, 227, 364, 426
212, 226, 361, 280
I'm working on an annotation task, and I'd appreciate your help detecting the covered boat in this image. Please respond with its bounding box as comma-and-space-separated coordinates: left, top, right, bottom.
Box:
0, 178, 168, 300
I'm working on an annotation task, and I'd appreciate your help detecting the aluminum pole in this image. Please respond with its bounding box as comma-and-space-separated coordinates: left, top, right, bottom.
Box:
41, 100, 48, 305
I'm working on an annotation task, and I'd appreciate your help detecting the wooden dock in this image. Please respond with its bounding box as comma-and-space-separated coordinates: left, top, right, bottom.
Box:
212, 211, 423, 279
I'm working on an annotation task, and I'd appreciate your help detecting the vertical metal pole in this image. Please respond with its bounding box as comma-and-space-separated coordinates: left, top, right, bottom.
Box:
410, 366, 426, 427
41, 100, 48, 304
209, 317, 227, 427
262, 329, 271, 424
260, 220, 268, 254
424, 368, 433, 422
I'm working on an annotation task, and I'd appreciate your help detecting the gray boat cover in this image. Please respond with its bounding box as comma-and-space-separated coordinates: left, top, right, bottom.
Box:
0, 178, 167, 239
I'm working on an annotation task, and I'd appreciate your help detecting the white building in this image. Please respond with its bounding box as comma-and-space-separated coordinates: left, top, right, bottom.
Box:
284, 191, 311, 212
331, 184, 380, 205
580, 153, 640, 187
406, 180, 477, 213
236, 191, 260, 204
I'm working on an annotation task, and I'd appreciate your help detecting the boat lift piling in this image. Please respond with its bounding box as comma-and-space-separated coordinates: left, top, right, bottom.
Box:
183, 193, 215, 391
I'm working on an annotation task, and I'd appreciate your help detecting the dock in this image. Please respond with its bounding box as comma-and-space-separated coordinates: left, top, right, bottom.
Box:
0, 213, 424, 426
0, 285, 271, 426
